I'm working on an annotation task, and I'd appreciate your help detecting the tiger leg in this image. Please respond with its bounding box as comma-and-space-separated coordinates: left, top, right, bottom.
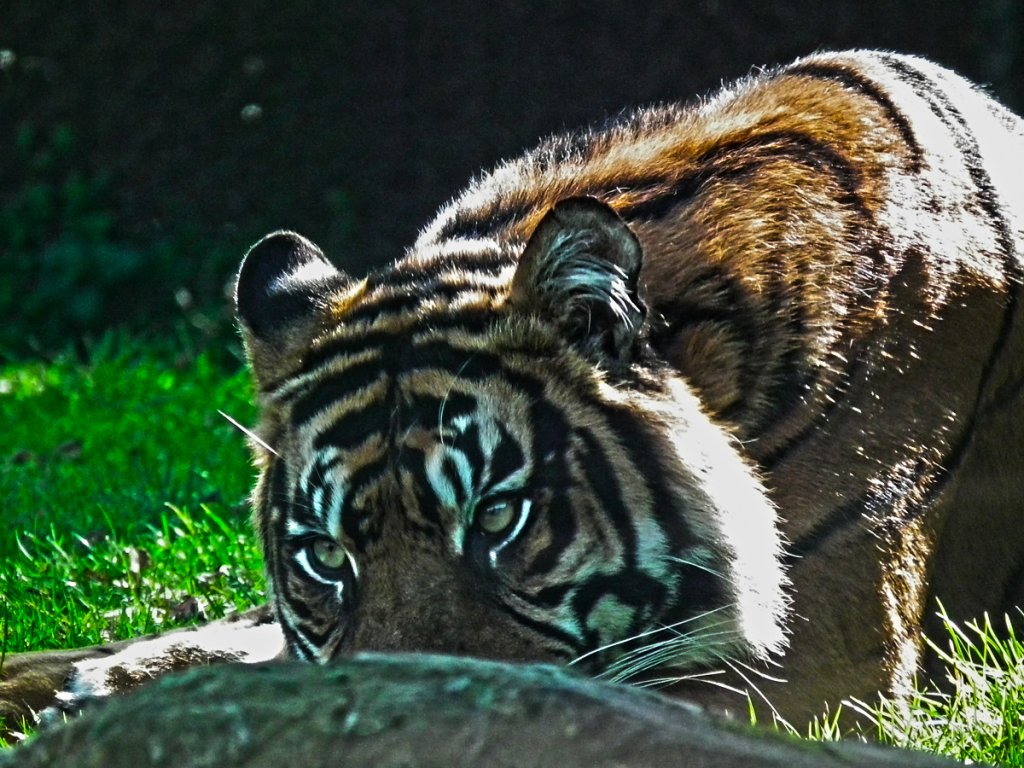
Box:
0, 605, 282, 743
920, 388, 1024, 671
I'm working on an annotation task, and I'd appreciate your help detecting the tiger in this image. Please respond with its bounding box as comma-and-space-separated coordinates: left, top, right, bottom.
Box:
2, 48, 1023, 739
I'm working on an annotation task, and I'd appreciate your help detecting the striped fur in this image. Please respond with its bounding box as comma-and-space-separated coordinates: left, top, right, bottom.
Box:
235, 50, 1024, 723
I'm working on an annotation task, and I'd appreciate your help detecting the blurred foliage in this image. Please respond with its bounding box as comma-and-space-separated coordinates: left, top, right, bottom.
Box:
0, 124, 252, 361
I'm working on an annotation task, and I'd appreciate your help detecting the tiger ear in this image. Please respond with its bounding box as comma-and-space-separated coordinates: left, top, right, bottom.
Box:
510, 197, 646, 364
235, 231, 350, 388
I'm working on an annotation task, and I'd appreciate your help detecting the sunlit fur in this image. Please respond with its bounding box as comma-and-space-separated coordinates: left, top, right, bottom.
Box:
237, 50, 1024, 725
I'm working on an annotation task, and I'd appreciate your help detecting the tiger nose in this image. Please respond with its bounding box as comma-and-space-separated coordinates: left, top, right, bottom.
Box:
341, 562, 542, 661
344, 570, 483, 654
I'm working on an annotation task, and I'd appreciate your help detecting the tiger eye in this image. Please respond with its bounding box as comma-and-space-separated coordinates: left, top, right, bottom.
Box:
311, 538, 347, 570
477, 500, 517, 535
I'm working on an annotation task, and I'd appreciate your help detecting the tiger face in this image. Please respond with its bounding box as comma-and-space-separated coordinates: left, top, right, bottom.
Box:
237, 199, 789, 680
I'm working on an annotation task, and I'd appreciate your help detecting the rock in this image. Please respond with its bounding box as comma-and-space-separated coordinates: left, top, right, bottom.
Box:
0, 654, 966, 768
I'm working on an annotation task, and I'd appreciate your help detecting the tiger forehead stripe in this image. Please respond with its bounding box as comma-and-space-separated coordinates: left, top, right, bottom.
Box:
293, 307, 497, 383
268, 346, 384, 405
299, 374, 392, 448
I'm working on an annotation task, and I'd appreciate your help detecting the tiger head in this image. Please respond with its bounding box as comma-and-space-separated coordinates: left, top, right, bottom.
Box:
235, 197, 789, 684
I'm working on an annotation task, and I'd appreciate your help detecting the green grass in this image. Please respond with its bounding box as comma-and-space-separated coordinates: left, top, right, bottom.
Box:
864, 610, 1024, 766
1, 333, 1021, 765
0, 335, 264, 653
785, 610, 1024, 766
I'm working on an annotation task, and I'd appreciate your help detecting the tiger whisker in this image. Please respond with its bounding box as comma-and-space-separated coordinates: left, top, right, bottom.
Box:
602, 623, 733, 669
719, 657, 790, 727
725, 655, 787, 682
632, 669, 753, 697
569, 606, 731, 668
582, 610, 738, 685
601, 625, 738, 684
630, 659, 769, 704
634, 667, 728, 686
266, 493, 317, 515
437, 354, 478, 445
663, 553, 723, 579
653, 673, 752, 700
219, 410, 279, 457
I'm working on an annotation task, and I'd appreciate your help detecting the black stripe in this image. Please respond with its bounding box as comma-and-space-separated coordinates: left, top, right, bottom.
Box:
299, 454, 346, 525
880, 55, 964, 138
404, 340, 507, 380
743, 223, 885, 439
439, 454, 468, 508
487, 421, 527, 490
571, 572, 670, 646
338, 290, 425, 324
296, 309, 497, 380
788, 308, 1020, 560
398, 457, 444, 533
501, 600, 587, 655
459, 420, 487, 492
338, 281, 497, 327
647, 262, 760, 413
785, 493, 868, 561
784, 59, 924, 172
788, 419, 965, 559
756, 356, 860, 472
292, 364, 390, 427
504, 395, 575, 580
600, 400, 724, 618
880, 57, 1024, 486
407, 390, 483, 427
573, 429, 638, 570
337, 468, 386, 550
522, 502, 578, 579
312, 399, 393, 454
747, 343, 814, 437
433, 199, 536, 242
289, 617, 335, 650
259, 458, 289, 549
465, 366, 644, 578
297, 328, 404, 379
881, 54, 1017, 264
626, 131, 879, 433
279, 581, 318, 623
279, 618, 314, 661
620, 131, 872, 225
383, 250, 512, 287
648, 264, 758, 335
527, 582, 574, 608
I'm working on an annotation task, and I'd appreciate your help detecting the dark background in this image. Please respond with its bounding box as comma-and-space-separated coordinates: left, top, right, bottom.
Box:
2, 1, 1022, 353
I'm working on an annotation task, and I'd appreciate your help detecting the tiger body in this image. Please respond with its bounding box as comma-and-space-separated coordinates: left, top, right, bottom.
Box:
239, 49, 1024, 723
3, 49, 1024, 733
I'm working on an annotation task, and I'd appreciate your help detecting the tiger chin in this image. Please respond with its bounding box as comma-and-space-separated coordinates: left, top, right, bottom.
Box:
4, 48, 1024, 738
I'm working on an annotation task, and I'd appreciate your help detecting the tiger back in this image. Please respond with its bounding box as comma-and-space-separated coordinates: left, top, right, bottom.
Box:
2, 49, 1023, 733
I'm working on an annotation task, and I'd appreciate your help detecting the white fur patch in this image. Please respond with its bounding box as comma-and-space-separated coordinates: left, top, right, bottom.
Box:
40, 616, 285, 724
